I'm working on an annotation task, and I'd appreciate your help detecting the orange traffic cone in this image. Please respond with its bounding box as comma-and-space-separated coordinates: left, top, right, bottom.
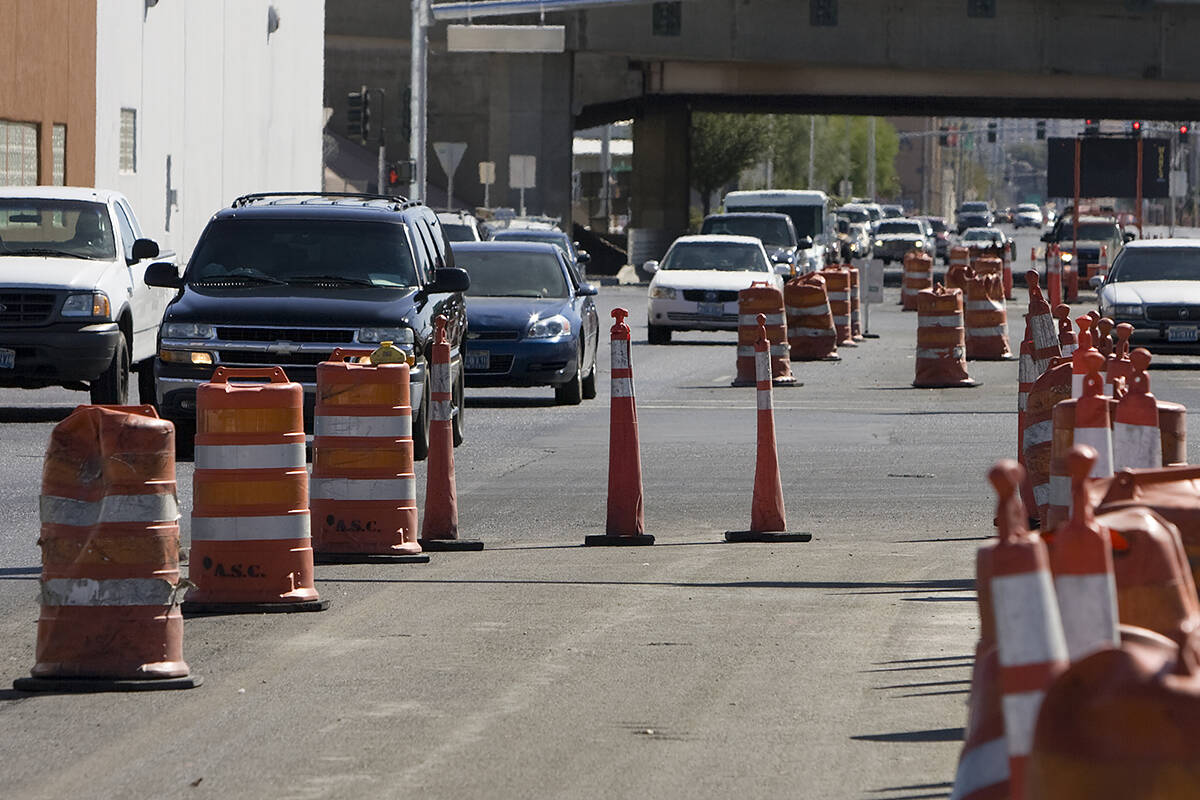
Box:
420, 316, 482, 551
587, 308, 654, 546
950, 644, 1009, 800
1112, 349, 1161, 470
726, 315, 810, 543
15, 405, 200, 692
1046, 243, 1063, 307
1026, 271, 1060, 373
1054, 304, 1077, 359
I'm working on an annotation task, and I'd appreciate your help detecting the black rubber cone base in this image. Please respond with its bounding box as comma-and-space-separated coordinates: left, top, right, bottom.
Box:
584, 534, 655, 546
912, 378, 981, 389
182, 599, 331, 617
13, 674, 203, 693
724, 530, 813, 543
773, 378, 802, 387
419, 538, 485, 551
314, 552, 430, 565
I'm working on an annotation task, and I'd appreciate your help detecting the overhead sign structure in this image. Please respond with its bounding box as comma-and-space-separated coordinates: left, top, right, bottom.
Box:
1047, 137, 1170, 198
433, 142, 467, 210
510, 154, 536, 216
447, 24, 565, 53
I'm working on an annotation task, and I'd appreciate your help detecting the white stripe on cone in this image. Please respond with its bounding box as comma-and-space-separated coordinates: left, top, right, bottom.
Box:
1023, 421, 1052, 448
431, 363, 451, 394
611, 377, 634, 398
966, 300, 1003, 311
315, 415, 412, 438
787, 304, 831, 317
1054, 573, 1120, 662
1071, 373, 1084, 398
40, 493, 180, 526
916, 347, 966, 360
431, 399, 453, 422
192, 513, 311, 541
966, 326, 1008, 337
40, 577, 188, 607
950, 737, 1009, 800
737, 345, 788, 357
611, 340, 630, 370
1113, 422, 1161, 471
993, 571, 1069, 666
1032, 482, 1050, 508
1000, 690, 1046, 758
1049, 474, 1071, 512
195, 442, 308, 470
310, 476, 416, 501
919, 316, 962, 327
1073, 427, 1113, 479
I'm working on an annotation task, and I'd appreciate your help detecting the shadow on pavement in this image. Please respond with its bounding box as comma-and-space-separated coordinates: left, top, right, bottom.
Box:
465, 397, 559, 409
0, 567, 41, 580
315, 576, 976, 595
867, 781, 953, 800
0, 689, 35, 703
852, 728, 963, 743
0, 406, 74, 424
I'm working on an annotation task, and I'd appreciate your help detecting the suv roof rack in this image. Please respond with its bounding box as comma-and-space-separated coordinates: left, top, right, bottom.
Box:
230, 192, 419, 210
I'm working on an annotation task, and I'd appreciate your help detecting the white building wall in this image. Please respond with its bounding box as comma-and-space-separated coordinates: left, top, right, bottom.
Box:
95, 0, 325, 261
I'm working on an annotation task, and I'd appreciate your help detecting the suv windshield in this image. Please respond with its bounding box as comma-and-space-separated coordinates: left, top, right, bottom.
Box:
0, 199, 117, 260
1109, 248, 1200, 283
923, 218, 947, 233
963, 229, 1003, 245
727, 205, 821, 239
1058, 222, 1118, 241
493, 230, 574, 260
960, 202, 989, 213
701, 216, 792, 246
662, 242, 768, 272
455, 249, 568, 298
838, 207, 870, 224
188, 219, 418, 287
877, 221, 922, 235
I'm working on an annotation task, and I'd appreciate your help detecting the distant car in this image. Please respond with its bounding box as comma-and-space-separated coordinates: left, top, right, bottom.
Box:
491, 228, 590, 282
880, 204, 904, 219
848, 222, 871, 261
644, 234, 782, 345
1042, 215, 1126, 274
961, 226, 1010, 254
1012, 203, 1044, 229
918, 216, 952, 264
956, 201, 993, 234
700, 212, 802, 275
1096, 239, 1200, 352
437, 211, 485, 242
454, 241, 599, 404
872, 219, 932, 265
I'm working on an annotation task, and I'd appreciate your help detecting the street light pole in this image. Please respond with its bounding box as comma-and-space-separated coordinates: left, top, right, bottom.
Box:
409, 0, 429, 202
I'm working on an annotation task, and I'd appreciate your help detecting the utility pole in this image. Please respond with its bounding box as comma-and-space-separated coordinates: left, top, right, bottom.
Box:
867, 117, 876, 199
807, 115, 815, 189
409, 0, 429, 202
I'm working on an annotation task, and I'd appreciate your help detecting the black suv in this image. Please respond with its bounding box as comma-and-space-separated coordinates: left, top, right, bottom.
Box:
146, 193, 470, 459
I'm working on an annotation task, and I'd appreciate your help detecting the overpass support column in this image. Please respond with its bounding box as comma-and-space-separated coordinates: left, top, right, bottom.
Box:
629, 102, 691, 267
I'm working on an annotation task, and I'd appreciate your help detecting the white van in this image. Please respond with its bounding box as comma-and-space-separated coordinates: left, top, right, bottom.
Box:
722, 189, 833, 272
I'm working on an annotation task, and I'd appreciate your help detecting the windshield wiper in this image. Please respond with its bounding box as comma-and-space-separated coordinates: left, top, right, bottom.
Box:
191, 273, 287, 286
1, 247, 91, 259
288, 274, 376, 287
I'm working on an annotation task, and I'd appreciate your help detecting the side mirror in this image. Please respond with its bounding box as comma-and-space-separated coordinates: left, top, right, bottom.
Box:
426, 266, 470, 294
800, 236, 814, 249
576, 283, 599, 297
1089, 275, 1105, 289
131, 238, 159, 262
144, 261, 182, 289
577, 250, 591, 264
1123, 232, 1137, 243
642, 260, 659, 274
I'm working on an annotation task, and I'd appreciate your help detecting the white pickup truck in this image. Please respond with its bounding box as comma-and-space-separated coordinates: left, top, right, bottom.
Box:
0, 187, 174, 404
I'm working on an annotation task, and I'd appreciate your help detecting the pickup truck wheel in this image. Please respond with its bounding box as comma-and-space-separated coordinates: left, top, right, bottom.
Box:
412, 367, 431, 461
137, 363, 157, 407
554, 347, 584, 406
90, 333, 129, 405
451, 361, 465, 448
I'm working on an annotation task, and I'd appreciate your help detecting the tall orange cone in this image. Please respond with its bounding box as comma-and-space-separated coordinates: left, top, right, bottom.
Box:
587, 308, 654, 546
1113, 349, 1162, 471
420, 316, 482, 551
1026, 271, 1060, 373
726, 315, 811, 543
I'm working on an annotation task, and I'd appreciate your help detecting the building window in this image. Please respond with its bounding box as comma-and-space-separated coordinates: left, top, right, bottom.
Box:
119, 109, 137, 173
0, 120, 40, 185
52, 124, 66, 186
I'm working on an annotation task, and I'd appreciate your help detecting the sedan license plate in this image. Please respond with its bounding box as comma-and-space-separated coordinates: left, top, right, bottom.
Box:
697, 302, 724, 318
1168, 325, 1199, 343
0, 348, 12, 369
465, 349, 490, 370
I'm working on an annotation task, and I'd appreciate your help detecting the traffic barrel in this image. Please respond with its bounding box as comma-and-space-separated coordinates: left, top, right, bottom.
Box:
988, 460, 1068, 800
1048, 445, 1120, 663
848, 266, 864, 340
783, 272, 840, 361
971, 254, 1003, 287
949, 643, 1010, 800
1047, 355, 1111, 530
1023, 360, 1071, 526
949, 244, 970, 272
311, 344, 428, 563
587, 308, 654, 546
901, 250, 933, 311
913, 285, 979, 388
1026, 271, 1060, 374
820, 267, 857, 348
184, 367, 328, 614
1070, 316, 1098, 398
1113, 349, 1161, 471
945, 260, 972, 295
14, 405, 199, 692
1054, 304, 1077, 359
420, 316, 482, 551
964, 273, 1013, 361
732, 281, 796, 387
1096, 469, 1200, 594
725, 315, 811, 544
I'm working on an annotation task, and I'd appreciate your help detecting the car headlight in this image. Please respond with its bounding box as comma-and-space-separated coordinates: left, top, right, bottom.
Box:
1111, 303, 1143, 317
159, 349, 214, 365
874, 240, 884, 248
527, 314, 571, 338
913, 240, 924, 248
649, 286, 677, 300
161, 322, 215, 340
1060, 253, 1074, 264
62, 291, 111, 319
358, 326, 415, 345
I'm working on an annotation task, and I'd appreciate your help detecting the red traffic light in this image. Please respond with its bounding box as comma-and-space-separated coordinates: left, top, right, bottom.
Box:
1181, 124, 1191, 135
388, 167, 400, 186
1132, 121, 1141, 131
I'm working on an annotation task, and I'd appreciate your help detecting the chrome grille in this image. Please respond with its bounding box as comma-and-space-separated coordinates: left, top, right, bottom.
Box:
215, 326, 355, 343
1146, 305, 1200, 322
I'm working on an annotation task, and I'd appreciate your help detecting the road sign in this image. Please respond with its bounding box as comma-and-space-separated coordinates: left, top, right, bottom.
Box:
447, 24, 565, 53
433, 142, 467, 182
1171, 169, 1188, 198
510, 155, 536, 189
479, 161, 496, 185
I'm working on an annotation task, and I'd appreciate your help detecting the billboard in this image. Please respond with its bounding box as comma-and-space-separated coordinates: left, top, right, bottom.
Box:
1047, 137, 1170, 198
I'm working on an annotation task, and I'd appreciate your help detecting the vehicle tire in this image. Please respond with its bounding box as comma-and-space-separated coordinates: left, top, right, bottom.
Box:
171, 418, 196, 461
412, 366, 432, 461
137, 362, 157, 407
554, 347, 584, 405
647, 323, 671, 345
581, 350, 597, 400
451, 360, 465, 448
90, 333, 129, 405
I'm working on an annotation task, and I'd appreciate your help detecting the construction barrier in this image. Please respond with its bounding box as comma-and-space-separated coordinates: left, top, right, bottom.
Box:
783, 272, 840, 361
184, 367, 328, 614
964, 273, 1013, 361
913, 285, 978, 388
950, 644, 1009, 800
1047, 358, 1112, 531
1097, 465, 1200, 592
1024, 359, 1072, 526
733, 282, 795, 386
421, 316, 482, 551
15, 405, 199, 692
1070, 317, 1098, 398
1026, 271, 1060, 373
725, 315, 811, 544
945, 261, 972, 295
901, 250, 933, 311
820, 267, 857, 348
311, 344, 428, 563
848, 266, 863, 340
1054, 305, 1077, 358
587, 308, 654, 546
1046, 244, 1063, 308
1113, 349, 1160, 471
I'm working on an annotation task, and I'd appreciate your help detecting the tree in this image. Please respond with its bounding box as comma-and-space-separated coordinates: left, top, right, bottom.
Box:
690, 113, 770, 216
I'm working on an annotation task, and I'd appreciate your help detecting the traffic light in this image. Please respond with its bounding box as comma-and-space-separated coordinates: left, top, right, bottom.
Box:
1130, 120, 1142, 137
1036, 120, 1046, 140
987, 121, 997, 143
347, 88, 371, 142
1085, 119, 1099, 136
1180, 124, 1191, 143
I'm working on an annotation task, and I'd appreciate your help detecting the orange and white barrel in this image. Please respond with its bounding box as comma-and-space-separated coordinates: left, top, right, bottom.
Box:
901, 251, 934, 311
913, 285, 977, 388
964, 274, 1013, 360
950, 245, 970, 271
1026, 271, 1060, 372
847, 266, 863, 340
186, 367, 326, 612
311, 347, 422, 560
784, 273, 839, 361
988, 461, 1068, 800
1024, 361, 1071, 525
1045, 244, 1062, 307
972, 255, 1004, 287
20, 405, 197, 690
945, 262, 973, 295
820, 267, 857, 348
733, 282, 794, 386
1113, 349, 1162, 471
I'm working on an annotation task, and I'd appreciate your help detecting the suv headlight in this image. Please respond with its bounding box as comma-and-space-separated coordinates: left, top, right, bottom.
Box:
874, 239, 884, 248
527, 314, 571, 338
1060, 252, 1074, 264
913, 240, 924, 248
649, 286, 676, 300
359, 327, 415, 345
161, 322, 215, 340
61, 291, 111, 319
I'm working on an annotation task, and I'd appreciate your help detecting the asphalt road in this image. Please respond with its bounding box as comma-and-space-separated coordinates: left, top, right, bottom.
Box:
3, 233, 1200, 799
